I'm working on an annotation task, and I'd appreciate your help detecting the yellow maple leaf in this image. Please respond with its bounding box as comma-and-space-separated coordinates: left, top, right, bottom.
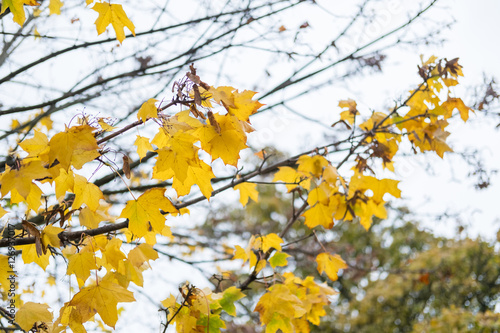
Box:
20, 243, 51, 270
273, 166, 309, 192
348, 173, 401, 204
338, 99, 360, 125
442, 97, 473, 122
79, 206, 106, 229
15, 302, 53, 331
10, 183, 43, 212
93, 2, 135, 43
302, 203, 335, 229
19, 129, 49, 159
170, 161, 215, 199
255, 233, 283, 253
41, 225, 64, 248
48, 124, 100, 170
66, 251, 98, 287
196, 113, 248, 166
0, 160, 50, 199
69, 277, 135, 328
1, 0, 26, 25
234, 182, 259, 206
254, 284, 305, 327
72, 174, 104, 211
297, 155, 329, 178
226, 89, 264, 122
100, 238, 126, 271
209, 86, 235, 107
128, 243, 158, 269
119, 188, 177, 238
134, 135, 154, 160
316, 253, 347, 281
49, 0, 63, 15
54, 168, 74, 201
137, 98, 158, 122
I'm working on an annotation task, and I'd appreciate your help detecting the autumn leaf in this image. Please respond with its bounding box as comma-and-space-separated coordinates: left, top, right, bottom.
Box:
442, 97, 473, 122
209, 86, 235, 108
15, 302, 53, 331
302, 203, 335, 229
272, 166, 310, 192
137, 98, 158, 122
128, 243, 158, 269
73, 174, 104, 211
226, 89, 264, 122
119, 188, 177, 238
19, 129, 49, 159
218, 286, 245, 316
196, 113, 248, 166
297, 155, 329, 178
256, 233, 283, 252
338, 99, 360, 125
49, 0, 63, 15
69, 277, 135, 328
316, 252, 347, 281
269, 251, 290, 269
134, 135, 154, 160
41, 225, 64, 249
93, 2, 135, 43
66, 251, 98, 286
234, 182, 259, 206
48, 124, 100, 170
1, 0, 26, 25
0, 160, 50, 199
20, 243, 51, 270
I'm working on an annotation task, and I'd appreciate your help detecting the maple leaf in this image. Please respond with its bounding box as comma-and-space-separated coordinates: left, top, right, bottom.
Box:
0, 160, 50, 199
226, 89, 264, 122
134, 135, 154, 160
316, 253, 347, 281
170, 161, 215, 199
93, 2, 135, 43
209, 86, 236, 107
1, 0, 26, 25
10, 183, 43, 212
15, 302, 53, 332
49, 0, 63, 15
19, 129, 49, 159
128, 243, 158, 269
273, 166, 310, 192
119, 188, 177, 238
20, 243, 50, 270
54, 168, 74, 202
255, 233, 283, 252
41, 225, 64, 249
217, 286, 246, 317
69, 277, 135, 328
302, 203, 335, 229
269, 251, 290, 269
102, 238, 126, 270
338, 99, 360, 125
297, 155, 329, 178
79, 206, 106, 229
442, 97, 473, 122
137, 98, 158, 122
48, 124, 100, 170
196, 113, 248, 166
72, 174, 104, 211
234, 182, 259, 206
254, 284, 305, 327
66, 251, 98, 287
